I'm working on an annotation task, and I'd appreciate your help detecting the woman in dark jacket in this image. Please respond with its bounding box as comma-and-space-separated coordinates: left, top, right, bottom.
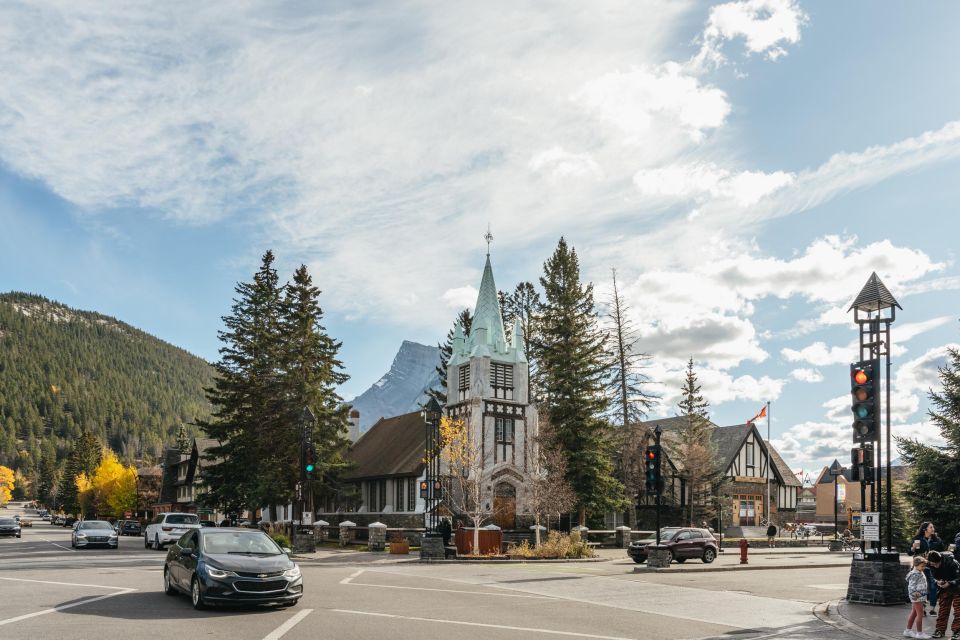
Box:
912, 522, 940, 615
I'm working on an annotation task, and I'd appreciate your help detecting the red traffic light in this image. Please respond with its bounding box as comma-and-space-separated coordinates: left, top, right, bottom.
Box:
646, 450, 656, 461
854, 370, 868, 385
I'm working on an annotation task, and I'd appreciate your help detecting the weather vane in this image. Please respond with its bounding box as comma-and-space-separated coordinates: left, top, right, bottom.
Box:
484, 224, 493, 256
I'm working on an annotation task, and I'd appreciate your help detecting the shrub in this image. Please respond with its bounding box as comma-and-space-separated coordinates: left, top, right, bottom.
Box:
506, 531, 594, 559
271, 533, 291, 549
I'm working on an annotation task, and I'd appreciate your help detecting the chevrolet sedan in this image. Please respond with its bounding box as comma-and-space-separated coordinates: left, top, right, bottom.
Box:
72, 520, 119, 549
163, 528, 302, 610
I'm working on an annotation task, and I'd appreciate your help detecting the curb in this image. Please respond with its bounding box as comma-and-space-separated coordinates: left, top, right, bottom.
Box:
636, 562, 849, 574
813, 600, 897, 640
416, 557, 608, 564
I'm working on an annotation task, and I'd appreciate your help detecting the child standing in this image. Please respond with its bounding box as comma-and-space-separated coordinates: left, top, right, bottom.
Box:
908, 555, 931, 638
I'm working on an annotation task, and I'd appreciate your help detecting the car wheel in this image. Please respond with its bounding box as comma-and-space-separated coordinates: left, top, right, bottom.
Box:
153, 535, 160, 551
144, 534, 150, 549
191, 577, 206, 610
71, 538, 75, 548
164, 569, 177, 596
702, 548, 717, 564
632, 557, 646, 564
665, 550, 673, 563
675, 557, 687, 564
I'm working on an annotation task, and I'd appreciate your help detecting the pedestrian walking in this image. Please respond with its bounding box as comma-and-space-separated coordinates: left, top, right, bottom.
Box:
913, 523, 942, 615
906, 555, 931, 638
767, 523, 777, 548
926, 551, 960, 639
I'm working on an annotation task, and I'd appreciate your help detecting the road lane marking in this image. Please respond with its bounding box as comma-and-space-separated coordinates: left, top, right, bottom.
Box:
340, 569, 364, 584
39, 537, 76, 552
263, 608, 313, 640
0, 577, 136, 627
345, 580, 555, 599
331, 609, 635, 639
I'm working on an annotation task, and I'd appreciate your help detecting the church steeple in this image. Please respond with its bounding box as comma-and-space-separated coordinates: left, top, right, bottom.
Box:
471, 253, 506, 351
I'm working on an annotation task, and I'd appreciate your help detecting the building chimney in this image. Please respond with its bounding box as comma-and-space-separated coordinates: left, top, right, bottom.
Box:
349, 409, 360, 443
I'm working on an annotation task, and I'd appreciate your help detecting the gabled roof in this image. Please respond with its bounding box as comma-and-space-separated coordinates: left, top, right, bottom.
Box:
343, 410, 426, 481
767, 443, 802, 487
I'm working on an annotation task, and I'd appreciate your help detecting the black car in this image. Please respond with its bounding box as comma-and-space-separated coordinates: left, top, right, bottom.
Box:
63, 516, 77, 528
163, 528, 302, 610
120, 520, 142, 536
628, 527, 719, 564
0, 517, 21, 538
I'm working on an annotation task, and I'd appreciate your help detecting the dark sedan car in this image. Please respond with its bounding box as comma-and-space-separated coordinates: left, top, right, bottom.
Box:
119, 520, 142, 536
628, 527, 718, 564
0, 517, 21, 538
164, 528, 302, 610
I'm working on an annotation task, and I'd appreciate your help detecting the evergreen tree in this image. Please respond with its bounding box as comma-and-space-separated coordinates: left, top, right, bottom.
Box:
675, 358, 721, 526
37, 440, 59, 507
58, 431, 102, 515
199, 251, 284, 518
536, 238, 623, 525
427, 309, 472, 407
503, 282, 542, 400
498, 290, 511, 325
898, 345, 960, 537
176, 423, 190, 454
274, 264, 353, 517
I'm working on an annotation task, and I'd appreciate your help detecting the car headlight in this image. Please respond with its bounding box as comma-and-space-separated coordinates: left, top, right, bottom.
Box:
283, 565, 301, 580
75, 533, 86, 538
205, 566, 238, 579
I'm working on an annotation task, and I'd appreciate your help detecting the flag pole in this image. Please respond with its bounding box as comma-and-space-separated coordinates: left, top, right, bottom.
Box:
766, 401, 771, 528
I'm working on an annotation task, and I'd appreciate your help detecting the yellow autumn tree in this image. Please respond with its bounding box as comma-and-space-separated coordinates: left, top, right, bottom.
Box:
75, 472, 94, 516
435, 416, 488, 554
0, 465, 15, 505
90, 450, 138, 517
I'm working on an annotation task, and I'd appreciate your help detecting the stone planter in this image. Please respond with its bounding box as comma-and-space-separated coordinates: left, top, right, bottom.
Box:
647, 546, 672, 568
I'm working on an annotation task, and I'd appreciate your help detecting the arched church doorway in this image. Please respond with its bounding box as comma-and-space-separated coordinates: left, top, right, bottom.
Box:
493, 482, 516, 530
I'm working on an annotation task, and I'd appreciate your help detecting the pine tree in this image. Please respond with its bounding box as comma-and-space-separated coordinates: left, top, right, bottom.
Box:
498, 290, 511, 325
898, 346, 960, 537
199, 251, 284, 518
274, 264, 353, 518
58, 431, 102, 515
675, 358, 721, 526
37, 440, 59, 507
427, 309, 472, 407
176, 424, 190, 454
536, 238, 624, 525
503, 282, 542, 400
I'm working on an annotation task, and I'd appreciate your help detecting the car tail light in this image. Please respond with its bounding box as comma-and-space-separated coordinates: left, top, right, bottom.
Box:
162, 526, 173, 532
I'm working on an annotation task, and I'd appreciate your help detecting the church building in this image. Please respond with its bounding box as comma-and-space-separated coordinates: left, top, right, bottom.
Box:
444, 248, 539, 529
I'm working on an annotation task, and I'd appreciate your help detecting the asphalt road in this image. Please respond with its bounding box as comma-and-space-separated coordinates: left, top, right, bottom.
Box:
0, 504, 863, 640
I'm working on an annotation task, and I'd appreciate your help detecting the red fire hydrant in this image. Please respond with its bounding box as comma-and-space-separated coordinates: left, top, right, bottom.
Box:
739, 538, 749, 564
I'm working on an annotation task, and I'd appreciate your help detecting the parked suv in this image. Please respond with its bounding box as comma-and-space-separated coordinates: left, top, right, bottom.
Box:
145, 513, 201, 550
627, 527, 718, 564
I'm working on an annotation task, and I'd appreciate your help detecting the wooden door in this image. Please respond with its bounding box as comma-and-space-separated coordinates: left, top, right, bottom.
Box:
493, 482, 516, 530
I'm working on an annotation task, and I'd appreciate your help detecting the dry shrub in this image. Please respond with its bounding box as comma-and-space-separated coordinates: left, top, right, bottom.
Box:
506, 531, 594, 559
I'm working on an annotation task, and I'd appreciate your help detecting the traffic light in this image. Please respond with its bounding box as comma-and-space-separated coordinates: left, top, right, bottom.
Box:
850, 445, 875, 484
420, 480, 428, 499
644, 445, 661, 496
304, 445, 316, 474
850, 359, 879, 443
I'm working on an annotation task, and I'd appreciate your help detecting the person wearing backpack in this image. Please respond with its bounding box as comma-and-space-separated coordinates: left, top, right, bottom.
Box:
914, 523, 942, 616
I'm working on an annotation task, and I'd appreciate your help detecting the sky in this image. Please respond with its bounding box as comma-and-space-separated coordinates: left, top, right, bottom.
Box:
1, 1, 958, 480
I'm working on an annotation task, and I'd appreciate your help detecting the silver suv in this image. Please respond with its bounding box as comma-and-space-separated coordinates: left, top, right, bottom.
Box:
144, 512, 201, 550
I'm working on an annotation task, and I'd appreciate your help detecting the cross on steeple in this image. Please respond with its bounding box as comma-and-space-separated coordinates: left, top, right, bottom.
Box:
484, 225, 493, 256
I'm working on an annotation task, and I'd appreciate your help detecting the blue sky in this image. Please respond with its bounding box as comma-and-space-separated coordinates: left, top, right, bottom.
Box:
1, 1, 958, 477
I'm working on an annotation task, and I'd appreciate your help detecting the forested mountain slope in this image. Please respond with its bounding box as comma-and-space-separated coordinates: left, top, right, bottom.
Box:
0, 292, 213, 472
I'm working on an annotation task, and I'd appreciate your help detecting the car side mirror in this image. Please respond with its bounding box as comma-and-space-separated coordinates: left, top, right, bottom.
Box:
282, 547, 291, 554
180, 547, 194, 557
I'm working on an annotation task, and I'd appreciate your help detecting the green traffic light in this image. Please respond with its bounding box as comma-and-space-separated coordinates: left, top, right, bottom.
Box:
306, 463, 315, 472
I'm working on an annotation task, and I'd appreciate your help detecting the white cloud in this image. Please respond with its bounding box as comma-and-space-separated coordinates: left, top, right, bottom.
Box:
528, 147, 602, 180
790, 368, 823, 383
633, 162, 793, 205
441, 286, 478, 310
782, 341, 855, 366
695, 0, 808, 68
574, 63, 730, 143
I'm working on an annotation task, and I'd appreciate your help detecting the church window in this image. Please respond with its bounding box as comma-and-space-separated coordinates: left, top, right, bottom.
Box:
394, 479, 405, 512
458, 365, 470, 401
407, 477, 416, 511
495, 417, 515, 462
491, 363, 513, 400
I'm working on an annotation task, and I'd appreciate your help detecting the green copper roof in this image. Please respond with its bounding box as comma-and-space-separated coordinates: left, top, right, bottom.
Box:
472, 254, 506, 349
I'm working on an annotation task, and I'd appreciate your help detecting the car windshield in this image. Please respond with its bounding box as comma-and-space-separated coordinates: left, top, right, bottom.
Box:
166, 515, 199, 525
202, 531, 282, 555
0, 518, 15, 525
81, 521, 114, 530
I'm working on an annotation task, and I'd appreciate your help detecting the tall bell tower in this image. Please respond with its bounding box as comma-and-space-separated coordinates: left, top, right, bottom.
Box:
445, 233, 537, 529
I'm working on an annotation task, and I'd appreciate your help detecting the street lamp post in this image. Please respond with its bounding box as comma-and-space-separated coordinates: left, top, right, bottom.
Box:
829, 459, 843, 540
420, 398, 444, 560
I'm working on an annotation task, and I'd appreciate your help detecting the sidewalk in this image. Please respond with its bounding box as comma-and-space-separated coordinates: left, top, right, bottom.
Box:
819, 599, 959, 640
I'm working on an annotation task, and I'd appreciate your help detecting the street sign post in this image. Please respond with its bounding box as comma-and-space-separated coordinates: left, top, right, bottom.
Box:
862, 511, 880, 542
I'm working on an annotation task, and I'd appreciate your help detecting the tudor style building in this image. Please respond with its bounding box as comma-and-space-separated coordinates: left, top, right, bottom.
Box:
634, 417, 800, 530
444, 250, 538, 530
